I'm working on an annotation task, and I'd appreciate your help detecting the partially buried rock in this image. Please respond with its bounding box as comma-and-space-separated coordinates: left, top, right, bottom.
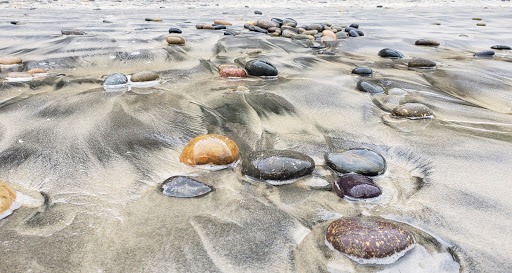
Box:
491, 45, 511, 50
245, 59, 278, 77
241, 150, 315, 181
0, 56, 22, 65
179, 134, 239, 166
103, 20, 113, 23
168, 27, 182, 33
213, 25, 226, 30
352, 67, 373, 75
357, 80, 384, 93
408, 57, 436, 68
378, 48, 404, 58
325, 148, 386, 176
476, 23, 486, 26
160, 176, 212, 198
415, 39, 440, 46
282, 18, 297, 27
166, 36, 185, 45
474, 50, 495, 57
334, 173, 382, 199
61, 30, 86, 35
220, 67, 247, 78
104, 73, 128, 86
326, 217, 416, 264
131, 71, 159, 82
0, 181, 17, 219
392, 103, 433, 119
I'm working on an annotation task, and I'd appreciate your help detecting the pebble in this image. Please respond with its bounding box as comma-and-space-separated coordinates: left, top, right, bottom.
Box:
214, 25, 227, 30
491, 45, 511, 50
477, 23, 486, 26
325, 148, 386, 176
282, 18, 297, 27
214, 20, 232, 25
245, 59, 278, 77
160, 176, 212, 198
271, 18, 283, 26
307, 24, 323, 32
27, 68, 47, 74
322, 30, 336, 39
219, 67, 247, 78
61, 30, 86, 35
356, 30, 365, 36
336, 31, 347, 39
168, 27, 182, 33
131, 71, 159, 82
103, 20, 113, 23
378, 48, 404, 58
303, 30, 318, 35
348, 29, 359, 37
253, 26, 267, 33
166, 36, 185, 45
254, 10, 262, 15
334, 173, 382, 199
203, 25, 215, 30
352, 67, 373, 75
472, 17, 482, 20
357, 80, 384, 93
282, 29, 298, 38
103, 73, 128, 86
6, 72, 33, 79
293, 34, 310, 40
321, 36, 335, 41
145, 18, 162, 22
326, 217, 415, 264
218, 63, 239, 70
392, 103, 434, 119
408, 57, 436, 68
257, 19, 279, 29
0, 181, 17, 216
349, 23, 359, 29
474, 50, 495, 57
0, 56, 22, 65
179, 134, 239, 166
246, 21, 257, 26
415, 39, 440, 46
241, 150, 315, 181
196, 24, 205, 29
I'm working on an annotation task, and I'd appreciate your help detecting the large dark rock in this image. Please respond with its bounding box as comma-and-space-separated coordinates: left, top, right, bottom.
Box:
168, 27, 182, 33
357, 80, 384, 93
241, 150, 315, 181
474, 50, 495, 57
160, 176, 212, 198
334, 173, 382, 199
352, 67, 373, 75
245, 59, 278, 77
325, 148, 386, 176
491, 45, 511, 50
378, 48, 404, 58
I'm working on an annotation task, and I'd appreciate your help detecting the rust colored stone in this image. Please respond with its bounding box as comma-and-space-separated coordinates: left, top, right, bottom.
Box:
220, 67, 246, 78
179, 134, 239, 166
0, 182, 16, 214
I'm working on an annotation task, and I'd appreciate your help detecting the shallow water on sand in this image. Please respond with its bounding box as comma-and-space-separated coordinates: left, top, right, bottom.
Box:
1, 4, 512, 273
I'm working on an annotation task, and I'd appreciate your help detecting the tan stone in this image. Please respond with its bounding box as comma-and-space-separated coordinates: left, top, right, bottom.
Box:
166, 36, 185, 45
0, 56, 22, 65
322, 30, 336, 39
214, 20, 232, 25
6, 72, 33, 78
27, 68, 47, 74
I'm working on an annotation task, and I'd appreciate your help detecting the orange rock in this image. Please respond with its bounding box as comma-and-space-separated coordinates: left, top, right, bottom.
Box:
153, 18, 163, 22
214, 20, 232, 25
322, 30, 336, 39
0, 56, 22, 65
220, 67, 246, 78
246, 21, 256, 26
0, 182, 16, 214
180, 134, 239, 166
321, 36, 335, 41
27, 68, 47, 74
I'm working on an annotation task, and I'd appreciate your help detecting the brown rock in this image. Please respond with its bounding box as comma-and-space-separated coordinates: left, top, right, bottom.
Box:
0, 182, 16, 215
0, 56, 22, 65
203, 25, 215, 30
472, 17, 482, 20
220, 67, 246, 78
179, 134, 239, 166
415, 39, 440, 46
131, 71, 159, 82
322, 30, 336, 39
27, 68, 47, 74
214, 20, 232, 25
477, 23, 486, 26
392, 103, 434, 119
153, 18, 162, 22
166, 36, 185, 45
408, 57, 436, 68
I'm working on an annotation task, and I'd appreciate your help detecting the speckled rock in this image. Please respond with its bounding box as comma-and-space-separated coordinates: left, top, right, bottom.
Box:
131, 71, 159, 82
408, 57, 436, 68
491, 45, 511, 50
415, 39, 440, 46
168, 27, 182, 33
179, 134, 239, 166
0, 182, 17, 215
325, 148, 386, 176
326, 217, 416, 264
220, 67, 247, 78
352, 67, 373, 75
245, 59, 278, 77
0, 56, 22, 65
334, 173, 382, 199
160, 176, 212, 198
166, 36, 185, 45
357, 80, 384, 93
392, 103, 434, 119
241, 150, 315, 181
196, 24, 205, 29
378, 48, 404, 58
104, 73, 128, 86
474, 50, 495, 57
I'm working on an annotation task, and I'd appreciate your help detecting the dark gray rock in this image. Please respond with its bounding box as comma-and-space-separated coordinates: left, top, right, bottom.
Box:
61, 30, 86, 35
415, 39, 440, 46
334, 173, 382, 199
336, 31, 347, 39
348, 29, 359, 37
257, 19, 278, 29
356, 30, 364, 36
378, 48, 404, 58
253, 26, 268, 33
168, 27, 182, 33
213, 25, 226, 30
103, 20, 113, 23
307, 24, 323, 32
104, 73, 128, 85
242, 150, 315, 181
474, 50, 495, 57
160, 176, 212, 198
349, 23, 359, 29
282, 18, 297, 27
325, 148, 386, 176
352, 67, 373, 75
254, 10, 262, 15
357, 80, 384, 93
491, 45, 511, 50
271, 18, 283, 26
245, 59, 278, 77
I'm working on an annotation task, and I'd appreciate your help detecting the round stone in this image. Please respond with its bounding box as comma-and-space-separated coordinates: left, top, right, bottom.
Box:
392, 103, 434, 119
336, 31, 347, 39
352, 67, 373, 75
246, 21, 257, 26
27, 68, 47, 74
166, 36, 185, 45
241, 150, 315, 181
474, 50, 495, 57
282, 18, 297, 27
104, 73, 128, 86
160, 176, 212, 198
0, 56, 22, 65
334, 173, 382, 199
326, 217, 416, 264
415, 39, 440, 46
213, 20, 232, 25
325, 148, 386, 176
408, 57, 436, 68
307, 24, 323, 32
219, 67, 247, 78
203, 25, 215, 30
378, 48, 404, 58
0, 181, 16, 215
252, 26, 267, 33
322, 30, 336, 39
491, 45, 511, 50
6, 72, 33, 79
257, 19, 279, 29
131, 71, 159, 82
357, 80, 384, 93
179, 134, 239, 166
245, 59, 278, 77
168, 27, 182, 33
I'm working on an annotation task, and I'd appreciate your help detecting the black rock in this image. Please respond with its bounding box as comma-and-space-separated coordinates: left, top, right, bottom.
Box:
271, 18, 283, 26
349, 23, 359, 29
334, 173, 382, 199
9, 21, 19, 25
160, 176, 212, 198
474, 50, 495, 57
344, 27, 355, 33
320, 51, 336, 55
103, 20, 113, 23
253, 26, 268, 33
241, 150, 315, 181
168, 27, 182, 33
145, 18, 153, 21
325, 148, 386, 176
311, 45, 326, 50
103, 73, 128, 86
245, 59, 278, 77
378, 48, 404, 58
357, 80, 384, 93
377, 5, 383, 8
254, 10, 262, 15
224, 31, 234, 35
352, 67, 373, 75
348, 29, 359, 37
491, 45, 511, 50
213, 25, 226, 30
356, 30, 365, 36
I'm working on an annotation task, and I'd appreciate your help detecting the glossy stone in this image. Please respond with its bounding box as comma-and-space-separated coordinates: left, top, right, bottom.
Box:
474, 50, 495, 57
245, 59, 278, 77
336, 31, 347, 39
168, 27, 182, 33
131, 71, 159, 82
166, 36, 185, 45
325, 148, 386, 176
415, 39, 440, 46
392, 103, 434, 119
61, 30, 86, 35
241, 150, 315, 181
357, 80, 384, 93
356, 30, 365, 36
214, 20, 232, 25
271, 18, 283, 26
0, 56, 22, 65
179, 134, 239, 166
491, 45, 511, 50
326, 217, 415, 264
408, 57, 436, 68
220, 67, 247, 78
213, 25, 226, 30
378, 48, 404, 58
253, 26, 267, 33
160, 176, 212, 198
352, 67, 373, 75
104, 73, 128, 86
293, 34, 310, 40
334, 173, 382, 199
254, 10, 262, 15
348, 29, 359, 37
0, 182, 16, 215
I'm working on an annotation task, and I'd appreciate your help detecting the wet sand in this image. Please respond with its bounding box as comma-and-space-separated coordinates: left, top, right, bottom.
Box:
1, 1, 512, 272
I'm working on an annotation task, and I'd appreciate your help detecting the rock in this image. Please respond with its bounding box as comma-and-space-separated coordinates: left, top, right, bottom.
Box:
378, 48, 404, 58
472, 17, 482, 20
246, 24, 256, 31
27, 68, 47, 74
104, 73, 128, 86
245, 59, 278, 77
321, 36, 335, 41
336, 31, 347, 39
131, 71, 159, 82
408, 57, 436, 68
477, 23, 486, 26
61, 30, 86, 35
303, 30, 318, 35
271, 18, 283, 26
307, 24, 323, 32
257, 19, 279, 29
357, 80, 384, 93
415, 39, 440, 46
203, 25, 215, 30
214, 20, 232, 25
179, 134, 239, 166
293, 34, 310, 40
348, 29, 359, 37
325, 148, 386, 176
196, 24, 205, 29
253, 26, 268, 33
246, 21, 257, 26
334, 173, 382, 199
213, 25, 227, 30
166, 36, 185, 45
220, 67, 247, 78
392, 103, 434, 119
349, 23, 359, 29
282, 18, 297, 27
153, 18, 163, 22
491, 45, 511, 50
168, 27, 182, 33
241, 150, 315, 181
344, 27, 355, 32
0, 56, 22, 65
103, 20, 113, 23
352, 67, 373, 75
356, 30, 365, 36
322, 30, 336, 39
282, 29, 298, 38
474, 50, 495, 57
217, 63, 239, 70
254, 10, 262, 15
0, 181, 17, 216
267, 27, 279, 33
6, 72, 33, 79
224, 31, 235, 36
326, 217, 416, 264
160, 176, 212, 198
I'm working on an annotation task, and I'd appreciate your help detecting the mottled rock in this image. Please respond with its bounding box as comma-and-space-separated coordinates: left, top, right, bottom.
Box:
293, 34, 310, 40
104, 73, 128, 86
325, 149, 386, 176
160, 176, 212, 198
166, 36, 185, 45
352, 67, 373, 75
334, 173, 382, 199
378, 48, 404, 58
131, 71, 159, 82
477, 23, 486, 26
196, 24, 205, 29
474, 50, 495, 57
220, 67, 247, 78
349, 23, 359, 29
282, 18, 297, 27
303, 30, 318, 35
179, 134, 239, 166
408, 57, 436, 68
282, 29, 298, 38
392, 103, 434, 119
491, 45, 511, 50
168, 27, 182, 33
307, 24, 323, 32
415, 39, 440, 46
0, 56, 22, 65
357, 80, 384, 93
326, 217, 415, 264
241, 150, 315, 181
0, 181, 17, 216
214, 20, 232, 25
245, 59, 278, 77
61, 30, 86, 35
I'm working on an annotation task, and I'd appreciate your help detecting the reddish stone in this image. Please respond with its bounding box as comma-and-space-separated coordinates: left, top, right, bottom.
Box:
220, 67, 247, 78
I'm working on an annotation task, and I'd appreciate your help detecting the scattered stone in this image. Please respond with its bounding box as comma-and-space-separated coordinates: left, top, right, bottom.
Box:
491, 45, 511, 50
179, 134, 239, 166
271, 18, 283, 25
293, 34, 310, 40
218, 63, 239, 70
0, 181, 17, 217
224, 31, 234, 36
334, 173, 382, 199
160, 176, 212, 198
474, 50, 495, 57
408, 57, 436, 68
282, 18, 297, 27
0, 56, 22, 65
104, 73, 128, 86
477, 23, 486, 26
336, 31, 347, 39
348, 29, 359, 37
213, 25, 226, 30
10, 21, 23, 25
203, 25, 215, 30
254, 10, 262, 15
326, 217, 416, 264
246, 20, 257, 26
349, 23, 359, 29
214, 20, 232, 25
357, 80, 384, 93
168, 27, 182, 33
356, 30, 365, 36
472, 17, 482, 20
103, 20, 113, 23
145, 18, 162, 22
166, 36, 185, 45
322, 30, 336, 39
392, 103, 434, 119
61, 30, 86, 35
26, 68, 47, 74
241, 150, 315, 181
352, 67, 373, 75
415, 39, 440, 46
131, 71, 159, 82
196, 24, 205, 29
245, 59, 278, 77
325, 148, 386, 176
257, 19, 279, 29
220, 67, 247, 78
378, 48, 404, 58
307, 24, 323, 32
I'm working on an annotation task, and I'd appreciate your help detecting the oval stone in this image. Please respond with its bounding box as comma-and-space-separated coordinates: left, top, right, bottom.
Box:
474, 50, 495, 57
241, 150, 315, 181
352, 67, 373, 75
253, 26, 267, 33
392, 103, 434, 119
0, 56, 22, 65
168, 27, 182, 33
334, 173, 382, 199
254, 10, 262, 15
408, 57, 436, 68
349, 23, 359, 29
213, 25, 227, 30
104, 73, 128, 86
179, 134, 239, 166
219, 67, 246, 78
166, 36, 185, 45
27, 68, 47, 74
378, 48, 404, 58
348, 29, 359, 37
282, 18, 297, 27
0, 181, 17, 215
257, 19, 279, 29
6, 72, 33, 79
195, 24, 205, 29
160, 176, 212, 198
491, 45, 511, 50
271, 18, 283, 26
336, 31, 347, 39
356, 30, 365, 36
131, 71, 159, 82
245, 59, 278, 77
325, 148, 386, 176
415, 39, 440, 46
213, 20, 232, 25
307, 24, 323, 32
217, 63, 239, 70
326, 217, 416, 264
322, 30, 336, 39
357, 80, 384, 93
61, 30, 86, 35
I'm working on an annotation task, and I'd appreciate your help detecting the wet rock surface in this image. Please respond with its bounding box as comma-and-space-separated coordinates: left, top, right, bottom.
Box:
334, 173, 382, 199
392, 103, 434, 119
474, 50, 495, 57
378, 48, 404, 58
103, 73, 128, 85
352, 67, 373, 75
160, 176, 212, 198
408, 57, 436, 68
415, 39, 440, 46
241, 150, 315, 181
179, 134, 239, 166
131, 71, 159, 82
245, 59, 278, 77
491, 45, 511, 50
357, 80, 384, 93
325, 148, 386, 176
166, 36, 185, 45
